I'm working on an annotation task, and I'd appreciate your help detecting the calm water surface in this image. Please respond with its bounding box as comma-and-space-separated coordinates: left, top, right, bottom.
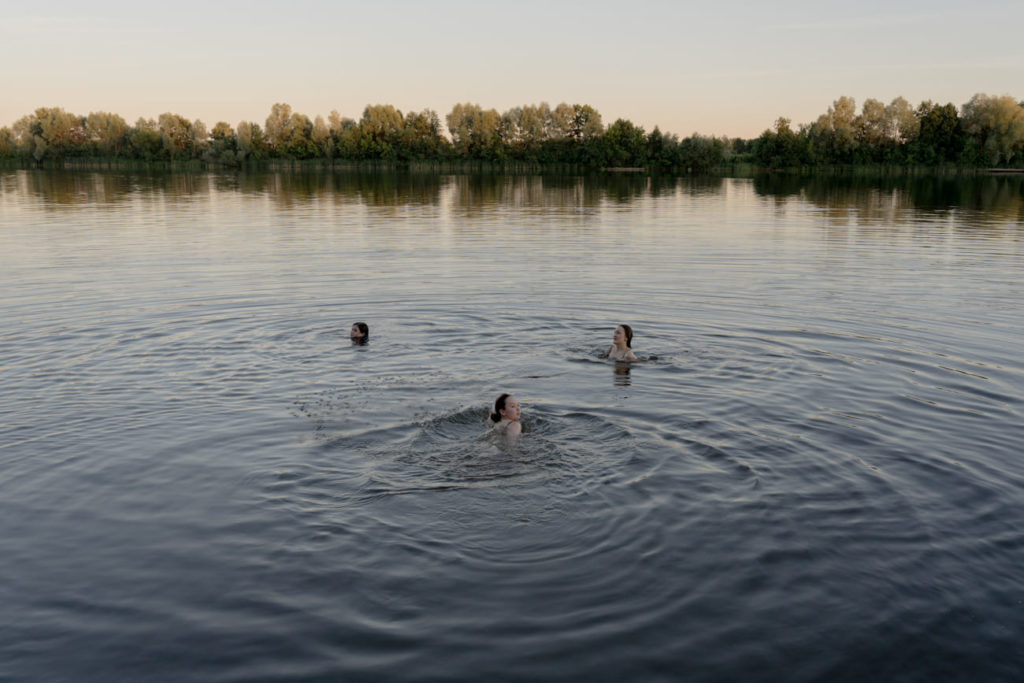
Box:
2, 171, 1023, 681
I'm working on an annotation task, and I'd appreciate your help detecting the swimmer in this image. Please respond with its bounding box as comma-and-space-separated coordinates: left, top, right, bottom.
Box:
350, 322, 368, 344
605, 324, 638, 361
489, 393, 522, 437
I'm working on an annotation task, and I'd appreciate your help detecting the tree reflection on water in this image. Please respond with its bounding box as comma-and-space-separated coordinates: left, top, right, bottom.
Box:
4, 169, 1021, 229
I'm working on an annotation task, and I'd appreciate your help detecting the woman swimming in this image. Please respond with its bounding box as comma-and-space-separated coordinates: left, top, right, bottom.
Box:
605, 324, 638, 361
350, 322, 369, 344
489, 393, 522, 437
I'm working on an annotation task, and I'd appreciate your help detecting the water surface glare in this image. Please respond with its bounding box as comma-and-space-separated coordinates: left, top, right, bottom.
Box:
2, 171, 1024, 681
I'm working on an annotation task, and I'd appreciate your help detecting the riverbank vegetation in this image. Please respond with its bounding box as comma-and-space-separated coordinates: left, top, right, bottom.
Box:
1, 95, 1021, 172
751, 94, 1024, 169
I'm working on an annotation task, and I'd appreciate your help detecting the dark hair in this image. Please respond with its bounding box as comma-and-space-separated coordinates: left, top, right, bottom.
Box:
491, 393, 510, 423
619, 324, 633, 348
353, 322, 368, 341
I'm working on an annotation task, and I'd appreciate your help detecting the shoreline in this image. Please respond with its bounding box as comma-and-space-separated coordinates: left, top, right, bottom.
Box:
1, 158, 1018, 176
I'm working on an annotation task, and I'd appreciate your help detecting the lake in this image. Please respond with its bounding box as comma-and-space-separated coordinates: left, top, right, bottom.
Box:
2, 170, 1023, 681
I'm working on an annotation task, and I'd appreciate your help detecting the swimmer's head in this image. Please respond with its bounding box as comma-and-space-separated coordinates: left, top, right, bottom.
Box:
491, 393, 521, 423
614, 324, 634, 348
350, 322, 369, 343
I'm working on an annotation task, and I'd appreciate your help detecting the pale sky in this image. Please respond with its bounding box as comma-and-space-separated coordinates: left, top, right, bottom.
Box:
2, 0, 1021, 139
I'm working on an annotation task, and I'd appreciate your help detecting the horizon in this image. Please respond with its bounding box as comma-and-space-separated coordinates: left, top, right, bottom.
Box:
2, 0, 1022, 139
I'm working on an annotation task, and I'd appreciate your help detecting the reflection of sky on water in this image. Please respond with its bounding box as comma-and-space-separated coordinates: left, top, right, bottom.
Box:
3, 168, 1024, 682
2, 171, 1021, 325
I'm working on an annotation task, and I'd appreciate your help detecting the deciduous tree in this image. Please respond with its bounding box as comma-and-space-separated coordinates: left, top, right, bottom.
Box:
86, 111, 128, 155
264, 102, 292, 154
961, 93, 1024, 165
312, 115, 332, 158
130, 118, 163, 160
569, 104, 603, 140
157, 113, 194, 158
604, 118, 647, 166
0, 127, 13, 157
447, 103, 501, 158
885, 96, 918, 144
915, 101, 963, 164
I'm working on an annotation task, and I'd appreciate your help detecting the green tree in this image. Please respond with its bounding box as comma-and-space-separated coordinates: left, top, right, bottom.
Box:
359, 104, 404, 158
679, 133, 726, 171
914, 101, 963, 164
190, 119, 208, 157
211, 121, 235, 143
499, 103, 551, 157
235, 121, 253, 161
401, 109, 446, 159
569, 104, 603, 140
260, 103, 316, 158
264, 102, 292, 156
10, 115, 35, 158
753, 117, 802, 167
855, 98, 888, 160
0, 127, 13, 158
521, 103, 550, 147
282, 112, 315, 158
813, 96, 857, 163
157, 113, 195, 158
360, 104, 403, 140
129, 118, 164, 160
328, 111, 357, 159
327, 109, 354, 136
446, 103, 502, 158
500, 107, 523, 147
604, 118, 647, 167
235, 121, 266, 161
549, 103, 575, 139
208, 121, 237, 162
86, 111, 128, 156
885, 96, 919, 144
960, 93, 1024, 166
311, 115, 332, 158
26, 107, 85, 159
32, 135, 48, 162
646, 126, 667, 168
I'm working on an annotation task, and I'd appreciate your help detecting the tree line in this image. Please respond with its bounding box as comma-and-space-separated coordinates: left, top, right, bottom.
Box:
750, 94, 1024, 168
1, 95, 1021, 171
0, 102, 724, 172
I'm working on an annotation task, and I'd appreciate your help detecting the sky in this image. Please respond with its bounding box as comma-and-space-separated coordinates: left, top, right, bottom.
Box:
2, 0, 1022, 139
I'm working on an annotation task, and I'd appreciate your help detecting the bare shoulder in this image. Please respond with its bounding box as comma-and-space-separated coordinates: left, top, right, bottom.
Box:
507, 421, 522, 437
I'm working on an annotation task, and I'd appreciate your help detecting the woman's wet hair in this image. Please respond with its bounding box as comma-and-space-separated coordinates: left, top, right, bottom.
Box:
619, 324, 633, 348
491, 393, 510, 423
353, 321, 369, 342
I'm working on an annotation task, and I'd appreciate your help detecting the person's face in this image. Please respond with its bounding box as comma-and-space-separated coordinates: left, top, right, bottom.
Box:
500, 396, 521, 422
350, 324, 365, 341
613, 326, 626, 345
